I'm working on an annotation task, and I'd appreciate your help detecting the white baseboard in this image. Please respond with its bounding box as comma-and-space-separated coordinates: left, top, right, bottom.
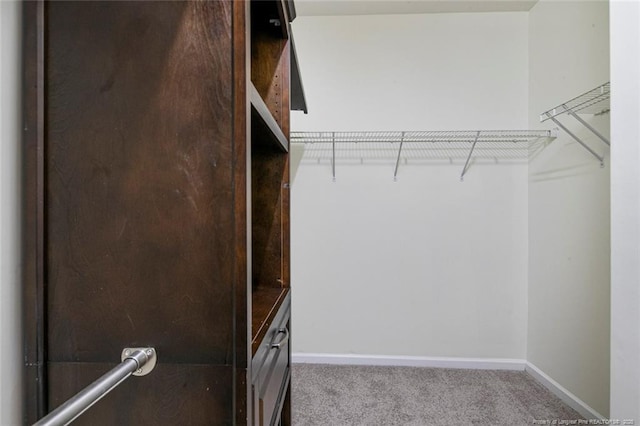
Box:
292, 352, 526, 371
525, 362, 605, 420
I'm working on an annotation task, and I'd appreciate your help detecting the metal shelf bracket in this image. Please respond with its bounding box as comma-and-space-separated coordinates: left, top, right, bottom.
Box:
561, 104, 610, 146
393, 132, 405, 181
331, 132, 336, 181
545, 112, 605, 167
460, 131, 481, 181
540, 82, 610, 167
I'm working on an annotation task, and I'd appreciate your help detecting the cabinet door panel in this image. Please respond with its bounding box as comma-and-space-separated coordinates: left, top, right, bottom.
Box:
45, 0, 235, 365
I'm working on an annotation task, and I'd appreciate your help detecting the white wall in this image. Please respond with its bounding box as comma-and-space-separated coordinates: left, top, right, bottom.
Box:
610, 0, 640, 421
292, 13, 528, 132
0, 1, 23, 424
527, 0, 610, 417
291, 12, 530, 360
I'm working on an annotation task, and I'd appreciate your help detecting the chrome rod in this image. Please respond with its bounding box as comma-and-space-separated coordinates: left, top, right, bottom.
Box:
33, 348, 157, 426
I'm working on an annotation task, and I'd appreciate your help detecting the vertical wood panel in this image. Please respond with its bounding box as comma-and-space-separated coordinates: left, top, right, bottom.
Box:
45, 1, 235, 364
251, 35, 290, 129
233, 0, 251, 423
23, 0, 296, 423
251, 145, 288, 289
22, 0, 47, 421
250, 9, 291, 292
280, 43, 291, 290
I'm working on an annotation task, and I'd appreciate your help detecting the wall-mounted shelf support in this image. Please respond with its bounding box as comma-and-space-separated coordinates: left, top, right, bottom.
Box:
332, 133, 336, 181
561, 104, 610, 146
460, 131, 481, 181
540, 82, 610, 166
393, 132, 405, 181
545, 112, 605, 166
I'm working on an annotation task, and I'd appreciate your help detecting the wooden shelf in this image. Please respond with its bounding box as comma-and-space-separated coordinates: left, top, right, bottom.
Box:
251, 82, 289, 152
248, 2, 295, 423
27, 1, 298, 424
252, 287, 289, 355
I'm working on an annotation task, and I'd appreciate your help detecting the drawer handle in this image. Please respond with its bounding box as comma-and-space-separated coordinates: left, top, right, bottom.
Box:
271, 328, 289, 349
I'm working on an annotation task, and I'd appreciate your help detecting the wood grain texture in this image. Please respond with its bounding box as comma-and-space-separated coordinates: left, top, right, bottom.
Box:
251, 36, 290, 131
251, 2, 291, 131
249, 12, 292, 426
233, 0, 251, 424
251, 83, 289, 152
45, 1, 235, 365
24, 0, 296, 423
47, 362, 234, 425
251, 142, 288, 291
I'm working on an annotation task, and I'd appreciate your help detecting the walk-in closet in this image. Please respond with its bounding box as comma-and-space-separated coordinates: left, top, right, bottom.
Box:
288, 0, 613, 420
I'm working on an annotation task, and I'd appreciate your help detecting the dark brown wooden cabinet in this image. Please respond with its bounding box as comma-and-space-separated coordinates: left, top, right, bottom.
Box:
22, 1, 304, 424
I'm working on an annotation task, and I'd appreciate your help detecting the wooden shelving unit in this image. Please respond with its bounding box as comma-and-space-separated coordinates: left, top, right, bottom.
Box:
22, 1, 305, 425
249, 1, 304, 424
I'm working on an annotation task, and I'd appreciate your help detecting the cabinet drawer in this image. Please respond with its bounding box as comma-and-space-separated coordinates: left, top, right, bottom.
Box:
252, 294, 290, 426
257, 325, 289, 426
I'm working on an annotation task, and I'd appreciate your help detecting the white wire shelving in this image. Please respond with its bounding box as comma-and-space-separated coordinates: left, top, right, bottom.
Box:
540, 82, 610, 121
291, 130, 556, 181
540, 82, 610, 165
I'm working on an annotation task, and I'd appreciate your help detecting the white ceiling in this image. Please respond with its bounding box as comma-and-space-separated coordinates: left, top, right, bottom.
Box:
295, 0, 539, 16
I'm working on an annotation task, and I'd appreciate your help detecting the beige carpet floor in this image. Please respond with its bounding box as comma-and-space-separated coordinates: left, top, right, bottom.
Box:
291, 364, 585, 426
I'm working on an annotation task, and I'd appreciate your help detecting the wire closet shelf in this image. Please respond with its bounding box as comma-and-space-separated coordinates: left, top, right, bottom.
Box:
540, 82, 610, 122
291, 130, 556, 181
539, 82, 610, 166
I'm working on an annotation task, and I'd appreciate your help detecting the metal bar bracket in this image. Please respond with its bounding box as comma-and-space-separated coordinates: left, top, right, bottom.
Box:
561, 104, 610, 146
393, 132, 405, 181
460, 131, 481, 181
332, 132, 336, 181
546, 113, 605, 166
122, 347, 157, 376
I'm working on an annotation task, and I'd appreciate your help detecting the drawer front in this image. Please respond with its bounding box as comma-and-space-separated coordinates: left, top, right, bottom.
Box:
258, 325, 289, 426
252, 295, 291, 426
